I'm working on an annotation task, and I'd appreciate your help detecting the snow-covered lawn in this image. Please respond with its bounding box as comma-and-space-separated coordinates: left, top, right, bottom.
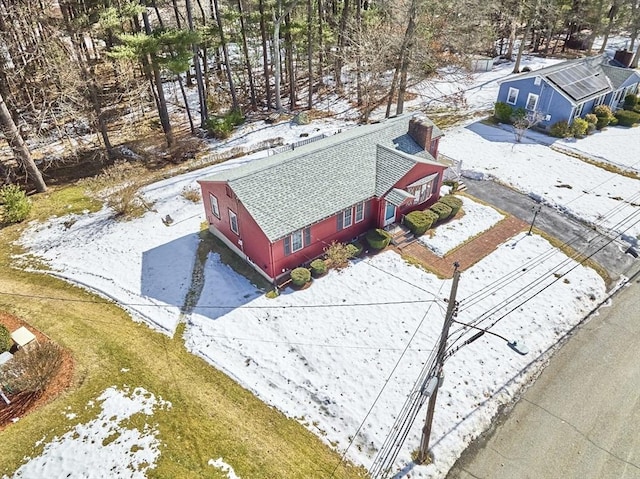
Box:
6, 387, 170, 479
439, 122, 640, 240
19, 177, 607, 478
418, 196, 505, 256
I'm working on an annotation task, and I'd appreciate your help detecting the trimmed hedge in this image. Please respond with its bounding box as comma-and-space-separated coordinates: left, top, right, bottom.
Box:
593, 104, 615, 130
550, 120, 571, 138
494, 102, 513, 123
290, 267, 311, 286
571, 117, 589, 137
429, 202, 453, 221
310, 259, 327, 277
439, 195, 463, 216
404, 211, 432, 235
614, 109, 640, 127
623, 94, 638, 110
0, 324, 11, 354
366, 228, 392, 250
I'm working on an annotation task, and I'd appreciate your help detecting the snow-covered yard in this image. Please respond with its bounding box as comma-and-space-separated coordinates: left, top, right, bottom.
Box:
6, 387, 170, 479
439, 122, 640, 241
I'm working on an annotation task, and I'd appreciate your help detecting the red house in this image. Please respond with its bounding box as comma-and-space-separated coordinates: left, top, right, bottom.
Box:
198, 114, 447, 283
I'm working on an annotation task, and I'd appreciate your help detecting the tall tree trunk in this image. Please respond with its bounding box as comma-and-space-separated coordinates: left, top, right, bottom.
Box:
355, 0, 362, 107
317, 0, 324, 83
258, 0, 272, 109
178, 76, 196, 134
0, 92, 47, 192
285, 13, 296, 108
212, 0, 239, 110
186, 0, 208, 126
385, 63, 400, 118
335, 0, 350, 90
141, 10, 174, 147
513, 20, 531, 74
238, 0, 257, 110
506, 16, 517, 59
307, 0, 313, 109
599, 3, 620, 54
273, 1, 299, 111
395, 0, 418, 115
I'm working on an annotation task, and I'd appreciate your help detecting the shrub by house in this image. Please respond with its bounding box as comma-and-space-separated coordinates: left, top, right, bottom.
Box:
439, 195, 463, 216
404, 211, 433, 235
366, 229, 392, 250
429, 202, 453, 221
290, 267, 311, 286
310, 259, 327, 277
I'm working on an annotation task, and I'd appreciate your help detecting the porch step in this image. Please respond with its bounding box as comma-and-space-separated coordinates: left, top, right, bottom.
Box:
391, 230, 417, 247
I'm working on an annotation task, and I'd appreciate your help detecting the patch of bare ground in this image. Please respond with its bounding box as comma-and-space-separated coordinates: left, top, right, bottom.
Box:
0, 312, 74, 431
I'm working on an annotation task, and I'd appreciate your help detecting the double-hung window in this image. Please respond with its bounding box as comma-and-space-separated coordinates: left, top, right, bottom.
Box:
507, 87, 519, 105
283, 227, 311, 256
355, 202, 365, 223
343, 208, 353, 228
525, 93, 539, 111
229, 209, 239, 235
209, 194, 220, 219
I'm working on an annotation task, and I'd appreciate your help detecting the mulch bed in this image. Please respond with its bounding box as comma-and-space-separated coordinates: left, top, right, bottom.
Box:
0, 312, 74, 431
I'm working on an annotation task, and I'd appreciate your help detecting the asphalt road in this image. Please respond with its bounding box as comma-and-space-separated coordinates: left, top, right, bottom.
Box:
447, 268, 640, 479
462, 178, 637, 283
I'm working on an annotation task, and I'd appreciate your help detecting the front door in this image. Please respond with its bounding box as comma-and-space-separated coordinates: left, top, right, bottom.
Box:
383, 201, 396, 227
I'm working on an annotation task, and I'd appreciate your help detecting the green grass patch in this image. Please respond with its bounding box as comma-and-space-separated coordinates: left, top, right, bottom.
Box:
29, 185, 103, 221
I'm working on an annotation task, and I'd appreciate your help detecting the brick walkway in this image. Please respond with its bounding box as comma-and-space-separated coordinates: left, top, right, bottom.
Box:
391, 216, 528, 278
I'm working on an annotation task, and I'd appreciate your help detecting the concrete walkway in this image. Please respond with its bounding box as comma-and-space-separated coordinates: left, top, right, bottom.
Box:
392, 216, 527, 278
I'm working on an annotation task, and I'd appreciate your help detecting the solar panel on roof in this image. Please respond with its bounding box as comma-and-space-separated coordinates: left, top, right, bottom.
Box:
547, 64, 610, 101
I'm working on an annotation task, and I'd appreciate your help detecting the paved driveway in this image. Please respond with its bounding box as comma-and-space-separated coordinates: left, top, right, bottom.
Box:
446, 268, 640, 479
462, 178, 637, 284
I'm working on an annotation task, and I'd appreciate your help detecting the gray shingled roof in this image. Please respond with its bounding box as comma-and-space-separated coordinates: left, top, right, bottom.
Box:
499, 54, 640, 104
203, 115, 445, 241
385, 188, 415, 207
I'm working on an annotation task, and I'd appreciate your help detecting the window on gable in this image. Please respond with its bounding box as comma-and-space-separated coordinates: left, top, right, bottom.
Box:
507, 87, 519, 105
225, 185, 233, 198
284, 227, 311, 256
355, 202, 364, 223
229, 209, 239, 235
209, 194, 220, 219
534, 76, 542, 86
525, 93, 539, 111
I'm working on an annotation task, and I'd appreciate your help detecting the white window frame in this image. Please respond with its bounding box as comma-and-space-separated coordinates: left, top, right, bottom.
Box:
343, 208, 353, 228
291, 230, 303, 252
355, 202, 364, 223
525, 93, 539, 111
534, 76, 542, 86
507, 87, 519, 105
229, 209, 239, 235
574, 102, 585, 120
209, 194, 220, 219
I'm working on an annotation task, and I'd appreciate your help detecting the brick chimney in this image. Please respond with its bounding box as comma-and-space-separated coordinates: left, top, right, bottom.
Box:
408, 116, 433, 151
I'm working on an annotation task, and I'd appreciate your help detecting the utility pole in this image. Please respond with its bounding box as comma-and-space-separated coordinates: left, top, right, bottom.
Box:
528, 204, 542, 235
417, 262, 461, 464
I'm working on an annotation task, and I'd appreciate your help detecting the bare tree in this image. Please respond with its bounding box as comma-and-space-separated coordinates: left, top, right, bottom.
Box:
0, 92, 47, 192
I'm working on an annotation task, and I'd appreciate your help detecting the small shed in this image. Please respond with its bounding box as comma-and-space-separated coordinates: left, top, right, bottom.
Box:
469, 55, 494, 72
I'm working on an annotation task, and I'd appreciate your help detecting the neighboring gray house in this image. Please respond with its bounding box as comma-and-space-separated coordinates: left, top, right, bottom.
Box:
496, 55, 640, 128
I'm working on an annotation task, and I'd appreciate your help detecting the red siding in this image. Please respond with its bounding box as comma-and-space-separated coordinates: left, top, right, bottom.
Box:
271, 201, 376, 276
198, 160, 445, 281
198, 180, 274, 279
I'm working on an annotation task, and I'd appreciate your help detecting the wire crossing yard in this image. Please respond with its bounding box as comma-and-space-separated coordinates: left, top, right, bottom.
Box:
0, 191, 366, 479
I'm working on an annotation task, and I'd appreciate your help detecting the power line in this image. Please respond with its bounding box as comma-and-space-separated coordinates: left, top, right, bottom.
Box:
0, 290, 441, 311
